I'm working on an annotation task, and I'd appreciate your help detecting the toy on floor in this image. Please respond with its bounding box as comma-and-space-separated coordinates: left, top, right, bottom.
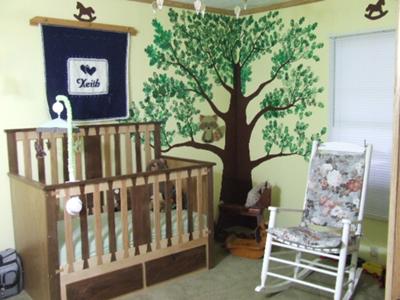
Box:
225, 223, 267, 259
362, 261, 386, 287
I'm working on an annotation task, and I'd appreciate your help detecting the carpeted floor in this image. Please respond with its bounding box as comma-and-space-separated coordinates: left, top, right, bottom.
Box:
11, 245, 384, 300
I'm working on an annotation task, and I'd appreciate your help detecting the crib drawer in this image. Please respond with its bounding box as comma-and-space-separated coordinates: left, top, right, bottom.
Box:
145, 246, 206, 286
66, 264, 143, 300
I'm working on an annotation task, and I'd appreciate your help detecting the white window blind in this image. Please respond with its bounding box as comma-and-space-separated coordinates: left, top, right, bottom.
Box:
330, 30, 395, 220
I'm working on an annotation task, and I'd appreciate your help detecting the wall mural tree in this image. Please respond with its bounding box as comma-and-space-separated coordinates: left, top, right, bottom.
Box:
129, 9, 326, 204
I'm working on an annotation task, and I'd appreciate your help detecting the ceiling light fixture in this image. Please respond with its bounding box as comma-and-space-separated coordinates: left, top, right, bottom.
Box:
242, 0, 248, 10
234, 5, 241, 19
151, 1, 158, 13
201, 3, 207, 17
194, 0, 202, 15
152, 0, 244, 18
156, 0, 164, 9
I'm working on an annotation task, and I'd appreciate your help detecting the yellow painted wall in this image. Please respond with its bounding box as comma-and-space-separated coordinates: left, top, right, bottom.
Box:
0, 0, 172, 250
249, 0, 396, 264
0, 0, 395, 265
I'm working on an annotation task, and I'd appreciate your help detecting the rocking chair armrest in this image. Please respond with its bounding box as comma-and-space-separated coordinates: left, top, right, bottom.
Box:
341, 219, 362, 225
341, 219, 363, 237
267, 207, 304, 230
269, 207, 304, 213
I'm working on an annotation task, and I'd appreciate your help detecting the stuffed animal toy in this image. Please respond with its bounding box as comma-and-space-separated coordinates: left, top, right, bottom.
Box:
146, 158, 188, 211
146, 158, 168, 172
245, 182, 269, 208
146, 159, 169, 211
199, 115, 225, 143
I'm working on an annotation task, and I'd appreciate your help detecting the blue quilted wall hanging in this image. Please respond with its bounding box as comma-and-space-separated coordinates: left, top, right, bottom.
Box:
41, 25, 129, 121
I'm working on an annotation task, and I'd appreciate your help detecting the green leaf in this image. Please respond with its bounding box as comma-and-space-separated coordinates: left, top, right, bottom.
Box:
129, 9, 325, 157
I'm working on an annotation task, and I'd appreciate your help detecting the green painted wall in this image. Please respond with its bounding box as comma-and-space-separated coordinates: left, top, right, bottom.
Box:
0, 0, 395, 265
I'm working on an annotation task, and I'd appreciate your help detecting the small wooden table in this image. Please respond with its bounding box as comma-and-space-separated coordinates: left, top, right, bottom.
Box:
215, 183, 271, 240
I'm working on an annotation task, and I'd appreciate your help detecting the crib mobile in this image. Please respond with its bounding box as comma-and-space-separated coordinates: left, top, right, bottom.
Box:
36, 95, 82, 216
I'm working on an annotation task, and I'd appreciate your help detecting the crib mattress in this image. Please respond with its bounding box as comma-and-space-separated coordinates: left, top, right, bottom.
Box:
58, 209, 203, 266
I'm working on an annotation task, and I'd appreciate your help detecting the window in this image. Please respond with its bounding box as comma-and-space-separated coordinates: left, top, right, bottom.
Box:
330, 30, 395, 219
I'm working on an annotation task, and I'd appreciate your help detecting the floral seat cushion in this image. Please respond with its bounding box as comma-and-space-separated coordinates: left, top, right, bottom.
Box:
303, 150, 366, 228
268, 226, 343, 249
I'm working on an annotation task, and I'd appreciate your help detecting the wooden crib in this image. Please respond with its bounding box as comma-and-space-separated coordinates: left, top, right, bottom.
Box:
5, 122, 215, 300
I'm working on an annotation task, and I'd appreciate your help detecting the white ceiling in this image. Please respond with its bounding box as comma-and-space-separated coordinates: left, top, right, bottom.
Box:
173, 0, 294, 10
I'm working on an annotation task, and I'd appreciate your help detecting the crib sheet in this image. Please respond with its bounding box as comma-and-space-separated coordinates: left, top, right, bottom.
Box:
58, 210, 204, 266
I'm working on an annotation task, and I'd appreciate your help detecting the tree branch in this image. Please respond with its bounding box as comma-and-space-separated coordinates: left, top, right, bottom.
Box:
161, 140, 224, 158
251, 152, 296, 169
210, 61, 234, 93
188, 31, 234, 94
248, 96, 303, 131
167, 45, 226, 119
245, 57, 292, 102
240, 22, 272, 68
161, 123, 223, 158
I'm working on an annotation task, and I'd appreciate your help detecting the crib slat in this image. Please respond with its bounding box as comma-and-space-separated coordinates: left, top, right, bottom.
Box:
23, 132, 32, 179
154, 123, 161, 159
75, 136, 83, 180
153, 175, 161, 250
132, 177, 151, 252
75, 144, 83, 181
93, 184, 103, 265
79, 185, 90, 270
144, 177, 152, 252
62, 135, 69, 181
125, 132, 133, 174
37, 133, 46, 183
176, 171, 183, 244
197, 169, 204, 238
114, 129, 121, 176
165, 173, 172, 247
120, 180, 129, 258
84, 128, 102, 179
207, 167, 215, 268
187, 170, 194, 241
129, 178, 139, 255
63, 189, 75, 273
144, 127, 151, 167
6, 132, 18, 174
134, 125, 142, 173
104, 128, 112, 177
49, 136, 58, 184
45, 191, 61, 299
107, 181, 117, 262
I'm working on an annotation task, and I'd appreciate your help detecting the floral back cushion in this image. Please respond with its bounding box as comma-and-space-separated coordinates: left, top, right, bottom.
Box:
302, 149, 366, 228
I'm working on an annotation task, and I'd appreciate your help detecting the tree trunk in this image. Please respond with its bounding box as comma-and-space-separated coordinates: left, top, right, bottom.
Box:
219, 63, 253, 205
219, 152, 253, 205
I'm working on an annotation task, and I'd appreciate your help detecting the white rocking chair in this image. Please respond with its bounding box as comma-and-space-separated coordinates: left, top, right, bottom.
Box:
255, 141, 372, 300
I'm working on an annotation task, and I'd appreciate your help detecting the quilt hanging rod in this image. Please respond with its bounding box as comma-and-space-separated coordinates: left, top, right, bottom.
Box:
30, 16, 138, 36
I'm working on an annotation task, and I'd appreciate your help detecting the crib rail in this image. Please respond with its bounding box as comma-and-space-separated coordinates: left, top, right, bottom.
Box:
6, 122, 215, 300
5, 122, 162, 185
48, 165, 212, 275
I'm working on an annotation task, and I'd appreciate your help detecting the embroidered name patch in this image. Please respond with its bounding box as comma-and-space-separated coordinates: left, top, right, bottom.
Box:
67, 58, 109, 95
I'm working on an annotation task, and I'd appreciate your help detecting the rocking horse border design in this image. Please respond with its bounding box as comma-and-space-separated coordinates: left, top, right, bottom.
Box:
365, 0, 388, 20
74, 1, 97, 23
